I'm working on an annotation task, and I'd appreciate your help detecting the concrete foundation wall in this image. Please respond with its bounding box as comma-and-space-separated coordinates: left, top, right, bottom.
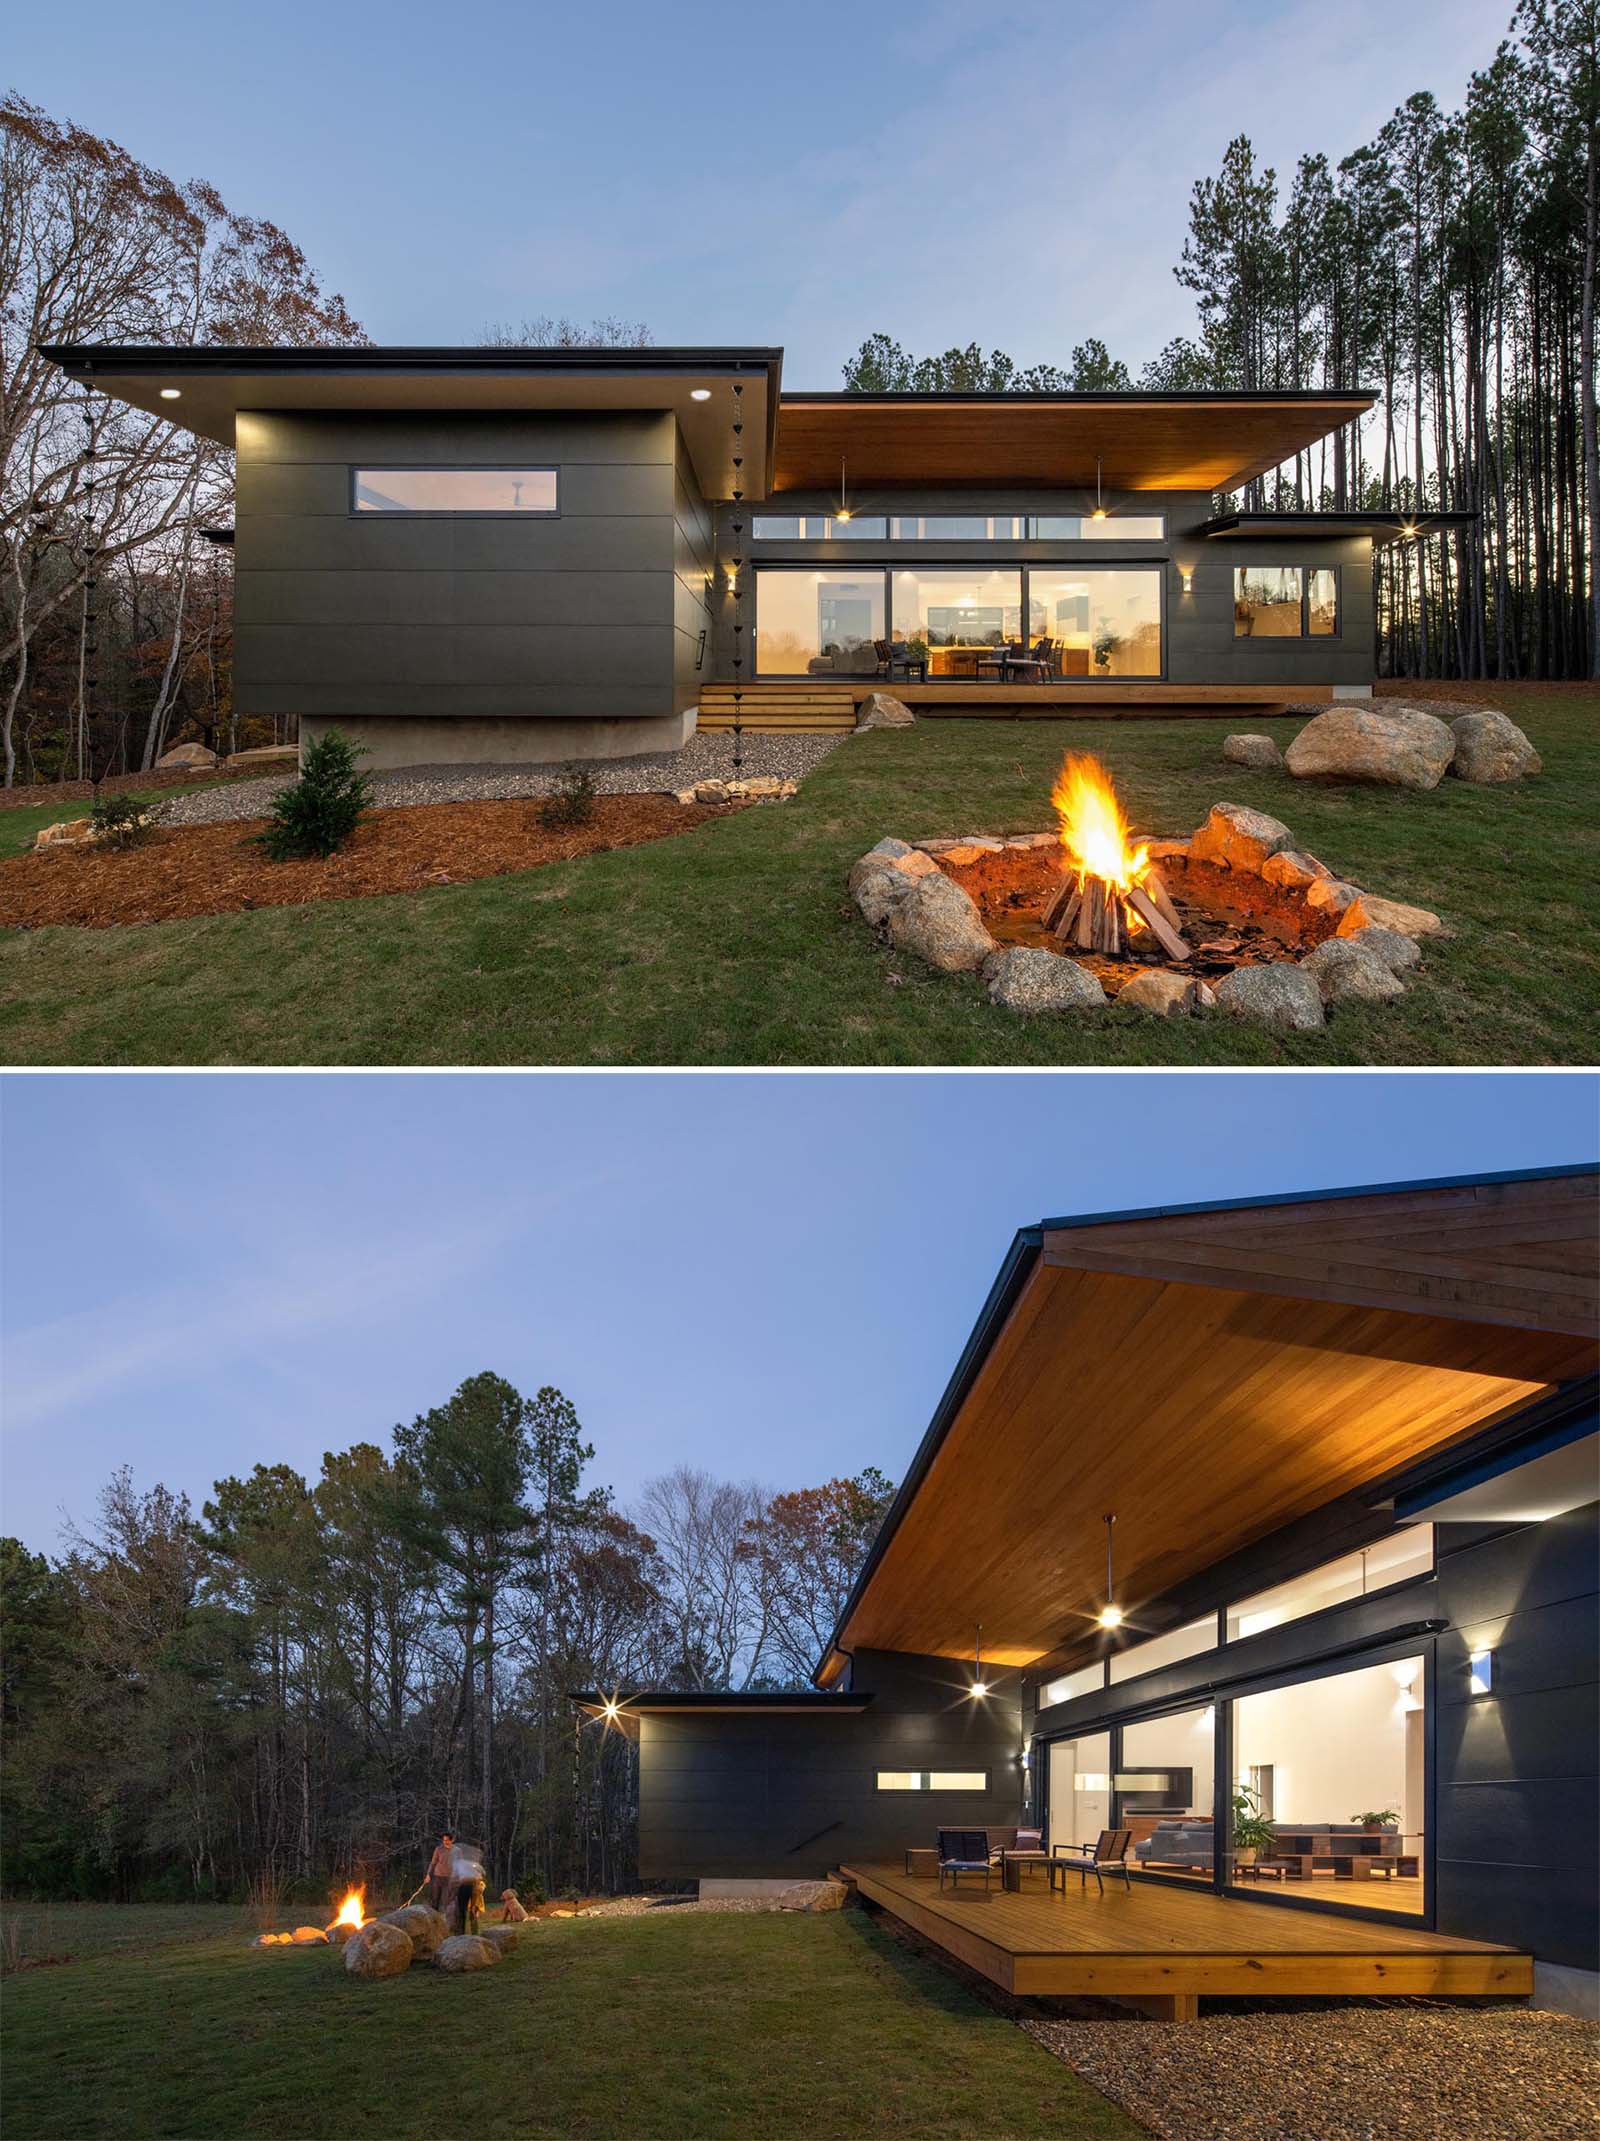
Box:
299, 709, 695, 770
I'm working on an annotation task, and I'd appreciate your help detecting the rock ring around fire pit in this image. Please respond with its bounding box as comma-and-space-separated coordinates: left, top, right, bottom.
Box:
849, 799, 1448, 1032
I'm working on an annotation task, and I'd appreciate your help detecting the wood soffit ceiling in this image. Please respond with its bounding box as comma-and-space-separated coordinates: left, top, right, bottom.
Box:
772, 394, 1377, 494
827, 1177, 1597, 1679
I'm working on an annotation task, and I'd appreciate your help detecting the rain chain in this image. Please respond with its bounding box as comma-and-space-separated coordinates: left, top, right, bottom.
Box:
79, 380, 100, 784
728, 382, 745, 775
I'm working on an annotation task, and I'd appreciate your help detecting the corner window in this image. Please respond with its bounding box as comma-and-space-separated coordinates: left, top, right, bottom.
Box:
876, 1770, 988, 1792
1233, 565, 1339, 637
352, 468, 557, 515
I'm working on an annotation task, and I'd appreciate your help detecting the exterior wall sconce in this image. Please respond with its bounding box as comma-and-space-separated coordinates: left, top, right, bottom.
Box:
1468, 1649, 1494, 1696
1179, 566, 1194, 596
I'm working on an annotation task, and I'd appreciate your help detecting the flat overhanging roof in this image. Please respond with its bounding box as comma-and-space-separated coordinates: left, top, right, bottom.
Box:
571, 1689, 873, 1740
39, 343, 783, 501
816, 1166, 1598, 1687
771, 390, 1378, 495
1202, 510, 1479, 545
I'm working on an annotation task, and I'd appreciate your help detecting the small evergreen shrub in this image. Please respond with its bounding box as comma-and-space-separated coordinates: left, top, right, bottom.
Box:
537, 762, 599, 831
258, 731, 372, 860
88, 794, 151, 848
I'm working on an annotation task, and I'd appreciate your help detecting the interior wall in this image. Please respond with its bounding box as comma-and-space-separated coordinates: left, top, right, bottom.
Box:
1232, 1657, 1421, 1832
1122, 1705, 1216, 1818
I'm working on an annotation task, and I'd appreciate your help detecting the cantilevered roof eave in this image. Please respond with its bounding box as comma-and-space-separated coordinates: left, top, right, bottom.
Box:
813, 1164, 1598, 1687
38, 342, 785, 499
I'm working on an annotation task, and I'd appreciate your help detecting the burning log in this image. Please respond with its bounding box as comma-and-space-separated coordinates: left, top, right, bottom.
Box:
1046, 753, 1191, 963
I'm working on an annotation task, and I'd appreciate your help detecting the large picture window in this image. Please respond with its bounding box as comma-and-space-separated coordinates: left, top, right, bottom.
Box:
892, 569, 1023, 675
1027, 569, 1162, 676
754, 569, 885, 676
1228, 1655, 1425, 1917
1234, 566, 1340, 637
352, 468, 557, 514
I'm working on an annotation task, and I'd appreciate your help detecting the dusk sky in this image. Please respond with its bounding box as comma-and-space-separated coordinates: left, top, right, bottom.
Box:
3, 1072, 1594, 1557
13, 0, 1517, 382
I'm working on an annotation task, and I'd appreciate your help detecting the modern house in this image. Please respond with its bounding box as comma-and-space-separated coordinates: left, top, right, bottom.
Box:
580, 1166, 1598, 2019
42, 343, 1465, 769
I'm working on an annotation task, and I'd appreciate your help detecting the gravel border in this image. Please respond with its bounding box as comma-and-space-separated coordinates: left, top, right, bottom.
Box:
1025, 2005, 1599, 2141
152, 732, 846, 830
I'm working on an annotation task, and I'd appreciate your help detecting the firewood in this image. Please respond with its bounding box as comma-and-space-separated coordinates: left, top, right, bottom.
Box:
1143, 865, 1183, 933
1126, 883, 1191, 962
1042, 879, 1077, 933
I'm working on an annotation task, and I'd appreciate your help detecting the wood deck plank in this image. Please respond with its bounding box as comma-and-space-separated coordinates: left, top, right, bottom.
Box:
839, 1861, 1531, 2007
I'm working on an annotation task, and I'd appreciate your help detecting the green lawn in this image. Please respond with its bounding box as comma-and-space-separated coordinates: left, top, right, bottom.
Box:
0, 1902, 1140, 2140
3, 690, 1595, 1065
0, 780, 234, 862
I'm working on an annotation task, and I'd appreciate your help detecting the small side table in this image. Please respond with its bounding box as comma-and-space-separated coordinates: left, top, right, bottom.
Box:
1001, 1850, 1051, 1892
904, 1847, 939, 1878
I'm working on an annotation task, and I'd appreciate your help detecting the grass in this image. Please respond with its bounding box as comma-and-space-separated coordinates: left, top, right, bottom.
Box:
0, 1901, 1141, 2140
2, 689, 1595, 1064
0, 780, 236, 862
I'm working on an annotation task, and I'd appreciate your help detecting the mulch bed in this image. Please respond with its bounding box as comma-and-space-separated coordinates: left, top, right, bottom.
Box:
0, 792, 732, 929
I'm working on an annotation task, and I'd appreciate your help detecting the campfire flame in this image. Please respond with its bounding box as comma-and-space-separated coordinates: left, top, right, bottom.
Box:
332, 1888, 364, 1930
1051, 751, 1152, 909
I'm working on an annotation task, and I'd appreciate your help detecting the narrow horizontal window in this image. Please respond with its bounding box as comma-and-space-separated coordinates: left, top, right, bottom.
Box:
875, 1770, 988, 1792
890, 515, 1026, 540
1226, 1529, 1433, 1642
1041, 1661, 1106, 1707
750, 514, 887, 540
352, 468, 558, 515
1030, 514, 1166, 540
1108, 1617, 1216, 1685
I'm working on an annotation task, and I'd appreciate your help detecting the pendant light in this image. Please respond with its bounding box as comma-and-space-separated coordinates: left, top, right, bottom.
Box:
1091, 456, 1108, 521
1097, 1513, 1123, 1628
835, 456, 853, 524
970, 1625, 988, 1698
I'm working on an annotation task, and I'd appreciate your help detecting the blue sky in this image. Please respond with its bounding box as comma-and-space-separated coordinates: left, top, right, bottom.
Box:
3, 1072, 1594, 1555
11, 0, 1517, 381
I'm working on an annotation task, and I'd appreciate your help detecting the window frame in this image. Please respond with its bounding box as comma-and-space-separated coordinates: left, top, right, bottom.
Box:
349, 465, 561, 519
1232, 563, 1341, 640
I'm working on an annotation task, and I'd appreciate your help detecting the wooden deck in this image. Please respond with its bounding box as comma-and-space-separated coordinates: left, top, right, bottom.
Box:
839, 1860, 1530, 2021
697, 681, 1333, 730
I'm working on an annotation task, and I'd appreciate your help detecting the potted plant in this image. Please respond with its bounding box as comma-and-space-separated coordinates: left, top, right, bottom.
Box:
1351, 1808, 1400, 1833
1230, 1786, 1277, 1870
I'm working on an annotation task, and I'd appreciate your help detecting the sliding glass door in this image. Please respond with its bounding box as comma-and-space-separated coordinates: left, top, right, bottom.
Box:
1047, 1732, 1111, 1852
1228, 1654, 1426, 1918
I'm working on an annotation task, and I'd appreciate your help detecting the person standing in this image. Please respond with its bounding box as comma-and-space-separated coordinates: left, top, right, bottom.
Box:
424, 1832, 454, 1913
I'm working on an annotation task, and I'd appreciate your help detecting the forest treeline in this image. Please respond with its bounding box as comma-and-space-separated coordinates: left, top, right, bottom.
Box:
0, 1372, 894, 1903
847, 0, 1599, 682
2, 0, 1594, 789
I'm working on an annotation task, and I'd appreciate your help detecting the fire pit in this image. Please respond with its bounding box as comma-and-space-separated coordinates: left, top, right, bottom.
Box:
849, 753, 1447, 1031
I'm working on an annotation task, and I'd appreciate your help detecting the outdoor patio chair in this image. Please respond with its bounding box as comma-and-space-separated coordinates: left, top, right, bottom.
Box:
1052, 1827, 1134, 1894
936, 1827, 995, 1896
879, 638, 928, 683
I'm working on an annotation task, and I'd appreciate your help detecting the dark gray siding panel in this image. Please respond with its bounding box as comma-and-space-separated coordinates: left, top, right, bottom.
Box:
671, 432, 712, 715
637, 1649, 1024, 1881
234, 409, 682, 725
1432, 1503, 1599, 1970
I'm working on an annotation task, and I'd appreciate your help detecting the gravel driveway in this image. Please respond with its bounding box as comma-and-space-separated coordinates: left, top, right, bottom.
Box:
1025, 2004, 1598, 2141
153, 732, 846, 830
